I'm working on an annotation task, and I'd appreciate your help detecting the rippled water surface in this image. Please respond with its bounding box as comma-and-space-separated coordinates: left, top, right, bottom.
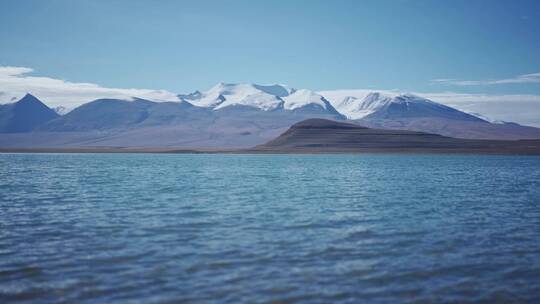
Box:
1, 153, 539, 303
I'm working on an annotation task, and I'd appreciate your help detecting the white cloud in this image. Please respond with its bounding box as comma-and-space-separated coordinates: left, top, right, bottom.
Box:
0, 66, 34, 76
432, 73, 540, 86
0, 66, 180, 110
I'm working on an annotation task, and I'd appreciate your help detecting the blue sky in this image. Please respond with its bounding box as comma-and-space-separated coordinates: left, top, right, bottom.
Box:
1, 0, 539, 94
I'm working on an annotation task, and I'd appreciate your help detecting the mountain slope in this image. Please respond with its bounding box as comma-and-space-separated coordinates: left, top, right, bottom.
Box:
0, 94, 59, 133
362, 94, 484, 122
24, 94, 344, 148
42, 98, 156, 131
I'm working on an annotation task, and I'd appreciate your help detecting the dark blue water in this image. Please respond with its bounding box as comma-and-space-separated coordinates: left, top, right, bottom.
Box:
1, 153, 539, 303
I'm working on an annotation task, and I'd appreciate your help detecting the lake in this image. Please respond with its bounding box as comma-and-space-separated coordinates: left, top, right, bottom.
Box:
1, 153, 539, 303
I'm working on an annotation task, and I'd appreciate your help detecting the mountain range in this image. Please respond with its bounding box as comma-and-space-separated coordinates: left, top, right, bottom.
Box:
1, 83, 540, 148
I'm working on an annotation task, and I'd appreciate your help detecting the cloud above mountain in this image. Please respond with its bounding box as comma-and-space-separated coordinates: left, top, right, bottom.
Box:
0, 66, 180, 109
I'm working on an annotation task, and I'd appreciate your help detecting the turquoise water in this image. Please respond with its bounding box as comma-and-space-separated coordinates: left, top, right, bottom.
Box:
1, 153, 539, 303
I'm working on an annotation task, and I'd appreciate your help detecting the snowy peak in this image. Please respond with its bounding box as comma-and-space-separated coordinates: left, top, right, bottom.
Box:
319, 90, 397, 119
361, 93, 485, 122
391, 94, 436, 105
215, 91, 284, 111
178, 83, 294, 111
317, 90, 482, 121
351, 92, 393, 115
282, 89, 332, 111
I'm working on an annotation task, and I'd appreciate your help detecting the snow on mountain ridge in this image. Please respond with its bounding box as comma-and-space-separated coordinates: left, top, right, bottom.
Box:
176, 83, 495, 122
215, 92, 284, 111
319, 90, 402, 119
282, 89, 332, 111
179, 83, 289, 109
317, 90, 459, 120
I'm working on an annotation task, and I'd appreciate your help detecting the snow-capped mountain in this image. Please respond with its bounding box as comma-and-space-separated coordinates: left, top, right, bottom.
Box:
316, 89, 529, 139
318, 90, 485, 122
318, 90, 397, 119
182, 84, 469, 120
178, 83, 294, 110
178, 83, 343, 115
282, 89, 334, 112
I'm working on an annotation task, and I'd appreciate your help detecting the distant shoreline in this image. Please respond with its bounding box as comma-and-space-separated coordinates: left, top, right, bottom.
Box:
2, 146, 540, 155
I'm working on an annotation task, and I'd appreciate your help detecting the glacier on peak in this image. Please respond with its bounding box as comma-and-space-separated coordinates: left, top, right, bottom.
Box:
282, 89, 333, 111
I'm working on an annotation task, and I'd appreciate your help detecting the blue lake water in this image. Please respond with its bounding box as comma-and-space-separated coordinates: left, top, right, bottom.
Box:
0, 153, 539, 303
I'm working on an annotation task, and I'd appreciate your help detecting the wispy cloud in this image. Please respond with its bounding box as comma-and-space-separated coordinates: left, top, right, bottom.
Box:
432, 73, 540, 86
0, 66, 180, 109
0, 66, 34, 76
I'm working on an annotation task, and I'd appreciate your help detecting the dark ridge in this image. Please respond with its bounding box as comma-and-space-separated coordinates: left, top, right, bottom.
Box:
290, 118, 367, 130
254, 119, 540, 155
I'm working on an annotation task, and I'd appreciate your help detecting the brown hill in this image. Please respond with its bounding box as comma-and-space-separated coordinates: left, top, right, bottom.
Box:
254, 119, 540, 155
